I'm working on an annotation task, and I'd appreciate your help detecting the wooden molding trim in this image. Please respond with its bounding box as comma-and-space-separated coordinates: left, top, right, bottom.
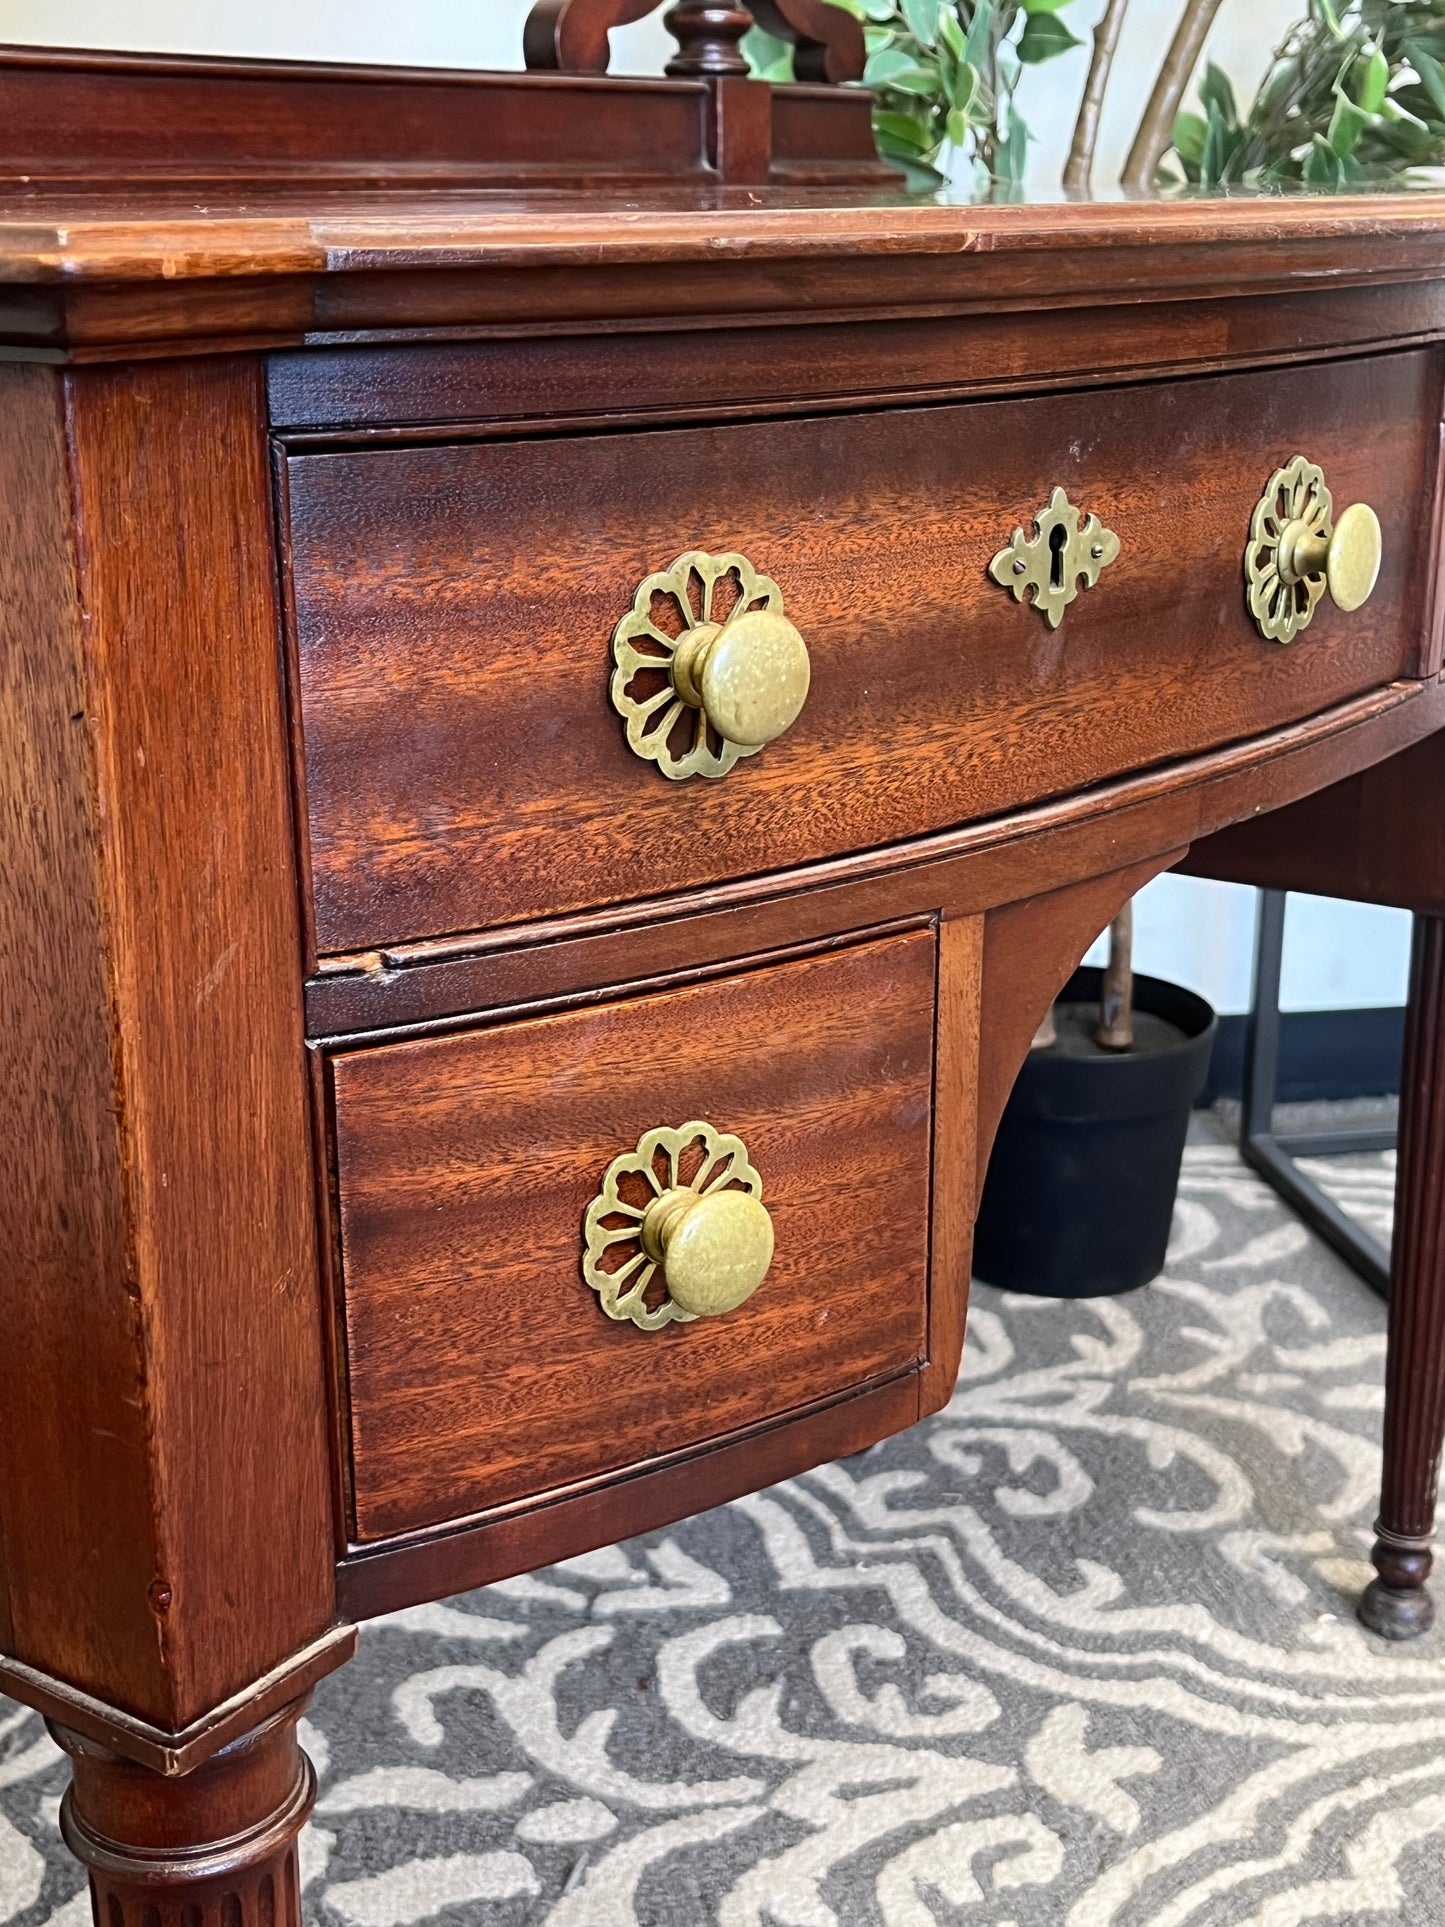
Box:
0, 1628, 356, 1779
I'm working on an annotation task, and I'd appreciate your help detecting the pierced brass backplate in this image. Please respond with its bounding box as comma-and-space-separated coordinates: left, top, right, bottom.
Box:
582, 1121, 771, 1331
610, 551, 810, 781
1245, 455, 1332, 644
989, 486, 1121, 630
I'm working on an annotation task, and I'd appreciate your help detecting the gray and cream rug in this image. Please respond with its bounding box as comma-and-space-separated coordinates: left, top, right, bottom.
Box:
3, 1123, 1442, 1927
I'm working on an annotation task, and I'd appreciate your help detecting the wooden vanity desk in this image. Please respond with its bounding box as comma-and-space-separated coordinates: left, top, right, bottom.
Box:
7, 13, 1445, 1920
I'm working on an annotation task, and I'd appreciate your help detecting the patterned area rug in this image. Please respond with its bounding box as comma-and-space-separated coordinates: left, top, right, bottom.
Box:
4, 1125, 1443, 1927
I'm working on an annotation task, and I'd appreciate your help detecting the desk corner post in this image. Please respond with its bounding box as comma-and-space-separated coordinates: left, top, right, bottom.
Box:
50, 1698, 317, 1927
1360, 910, 1445, 1639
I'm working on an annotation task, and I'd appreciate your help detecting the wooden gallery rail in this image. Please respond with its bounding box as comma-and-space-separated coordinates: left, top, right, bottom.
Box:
2, 13, 1445, 1921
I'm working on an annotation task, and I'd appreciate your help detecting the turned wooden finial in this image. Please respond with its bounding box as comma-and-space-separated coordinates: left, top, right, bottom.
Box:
662, 5, 755, 75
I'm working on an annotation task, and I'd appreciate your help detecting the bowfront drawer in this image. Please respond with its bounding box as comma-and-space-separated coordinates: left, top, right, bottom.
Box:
287, 349, 1436, 955
332, 927, 937, 1542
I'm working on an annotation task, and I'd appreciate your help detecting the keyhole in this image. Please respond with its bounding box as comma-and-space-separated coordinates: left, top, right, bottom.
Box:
1049, 521, 1069, 592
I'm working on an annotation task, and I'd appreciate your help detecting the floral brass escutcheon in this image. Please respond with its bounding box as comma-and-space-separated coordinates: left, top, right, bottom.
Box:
582, 1120, 765, 1331
989, 486, 1121, 630
610, 551, 785, 781
1244, 454, 1332, 644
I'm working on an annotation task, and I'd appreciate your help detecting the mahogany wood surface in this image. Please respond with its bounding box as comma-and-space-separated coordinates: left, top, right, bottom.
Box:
307, 680, 1445, 1036
1361, 915, 1445, 1637
1186, 731, 1445, 1644
266, 283, 1445, 433
0, 364, 153, 1708
53, 1699, 315, 1926
14, 188, 1445, 361
9, 41, 1445, 1927
1184, 728, 1445, 915
0, 358, 336, 1735
332, 930, 937, 1540
920, 916, 985, 1414
63, 362, 336, 1729
288, 350, 1438, 955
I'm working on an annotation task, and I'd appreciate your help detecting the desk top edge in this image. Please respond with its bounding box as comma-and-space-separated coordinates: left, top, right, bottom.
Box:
8, 192, 1445, 285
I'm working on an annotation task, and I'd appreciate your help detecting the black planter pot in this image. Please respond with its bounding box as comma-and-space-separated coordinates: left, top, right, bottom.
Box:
973, 966, 1218, 1298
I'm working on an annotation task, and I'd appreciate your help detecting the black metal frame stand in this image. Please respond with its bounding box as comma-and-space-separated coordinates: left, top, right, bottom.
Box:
1239, 889, 1394, 1299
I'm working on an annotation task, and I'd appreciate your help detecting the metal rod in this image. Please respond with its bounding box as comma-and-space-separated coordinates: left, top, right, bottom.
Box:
1276, 1128, 1398, 1157
1238, 888, 1392, 1299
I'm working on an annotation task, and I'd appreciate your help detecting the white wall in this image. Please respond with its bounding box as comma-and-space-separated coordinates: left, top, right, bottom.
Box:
1081, 880, 1411, 1015
14, 0, 1410, 1018
0, 1, 671, 72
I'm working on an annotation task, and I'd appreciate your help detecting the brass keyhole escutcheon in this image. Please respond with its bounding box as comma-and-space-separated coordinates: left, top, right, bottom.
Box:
610, 550, 811, 780
582, 1121, 773, 1331
988, 486, 1121, 630
1245, 457, 1382, 644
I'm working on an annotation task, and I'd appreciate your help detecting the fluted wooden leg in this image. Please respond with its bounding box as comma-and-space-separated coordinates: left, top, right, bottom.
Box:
50, 1700, 314, 1927
1360, 913, 1445, 1639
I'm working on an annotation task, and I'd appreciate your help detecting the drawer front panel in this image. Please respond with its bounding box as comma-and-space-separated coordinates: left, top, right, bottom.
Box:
334, 928, 936, 1542
289, 351, 1435, 954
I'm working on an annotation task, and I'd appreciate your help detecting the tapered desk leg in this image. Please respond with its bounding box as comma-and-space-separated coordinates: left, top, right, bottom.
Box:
1360, 913, 1445, 1639
50, 1700, 315, 1927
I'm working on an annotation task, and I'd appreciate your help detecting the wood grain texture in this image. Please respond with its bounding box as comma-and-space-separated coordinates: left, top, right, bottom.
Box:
0, 45, 713, 190
53, 1697, 315, 1927
307, 678, 1445, 1038
266, 283, 1445, 433
975, 859, 1184, 1199
1183, 728, 1445, 915
332, 930, 937, 1541
1360, 912, 1445, 1637
289, 350, 1437, 954
920, 915, 983, 1413
337, 1371, 922, 1618
0, 362, 163, 1713
12, 179, 1445, 355
62, 361, 334, 1729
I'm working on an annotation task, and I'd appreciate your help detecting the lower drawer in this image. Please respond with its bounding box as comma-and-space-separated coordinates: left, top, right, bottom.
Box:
331, 927, 938, 1542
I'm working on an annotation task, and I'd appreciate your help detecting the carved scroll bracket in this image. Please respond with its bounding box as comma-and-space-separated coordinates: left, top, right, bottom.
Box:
524, 0, 863, 82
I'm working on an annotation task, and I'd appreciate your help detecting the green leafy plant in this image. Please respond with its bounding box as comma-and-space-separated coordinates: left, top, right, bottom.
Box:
745, 0, 1083, 190
1167, 0, 1445, 189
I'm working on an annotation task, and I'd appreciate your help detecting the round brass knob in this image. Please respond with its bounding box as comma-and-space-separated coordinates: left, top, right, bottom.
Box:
669, 608, 811, 750
611, 551, 810, 780
640, 1185, 775, 1318
582, 1120, 772, 1330
1246, 458, 1383, 644
1279, 500, 1382, 615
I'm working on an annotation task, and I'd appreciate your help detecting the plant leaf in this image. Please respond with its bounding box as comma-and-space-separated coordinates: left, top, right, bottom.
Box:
1356, 43, 1390, 112
866, 46, 927, 82
1198, 60, 1238, 125
1327, 85, 1371, 156
962, 0, 995, 74
872, 109, 940, 151
1303, 132, 1344, 185
1017, 11, 1081, 62
1173, 109, 1208, 164
938, 5, 966, 54
901, 0, 944, 44
1406, 42, 1445, 120
996, 104, 1030, 182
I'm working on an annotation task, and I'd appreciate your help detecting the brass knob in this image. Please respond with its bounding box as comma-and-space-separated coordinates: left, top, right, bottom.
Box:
669, 608, 810, 751
640, 1186, 774, 1318
611, 550, 810, 780
582, 1120, 772, 1330
1278, 500, 1382, 615
1246, 457, 1383, 643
